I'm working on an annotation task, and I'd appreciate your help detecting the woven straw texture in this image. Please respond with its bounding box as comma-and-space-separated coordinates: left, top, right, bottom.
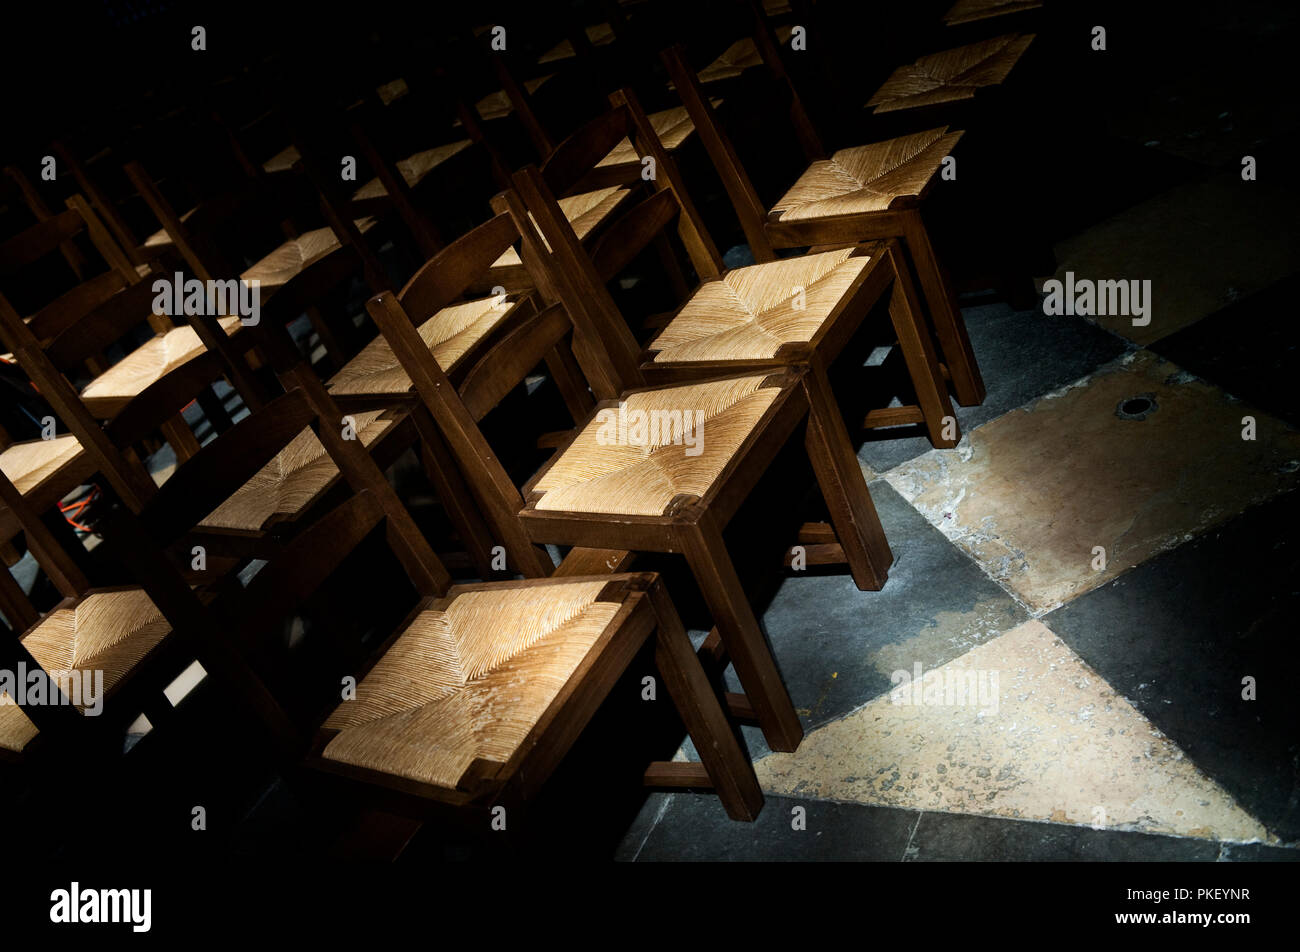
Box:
79, 317, 244, 418
597, 104, 717, 168
262, 145, 300, 175
375, 77, 410, 106
0, 588, 171, 752
867, 33, 1034, 114
944, 0, 1042, 25
143, 205, 198, 248
472, 75, 554, 123
328, 297, 519, 396
772, 128, 962, 220
533, 375, 778, 516
538, 22, 617, 64
491, 186, 631, 269
694, 26, 794, 84
351, 140, 474, 202
240, 219, 378, 292
650, 248, 870, 363
322, 579, 620, 788
0, 434, 85, 495
0, 700, 39, 753
198, 411, 392, 532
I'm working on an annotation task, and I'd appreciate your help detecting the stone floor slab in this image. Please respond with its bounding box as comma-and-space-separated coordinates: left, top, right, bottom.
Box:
1049, 170, 1300, 346
1045, 488, 1300, 844
629, 793, 919, 862
885, 350, 1300, 613
859, 301, 1130, 473
754, 619, 1275, 844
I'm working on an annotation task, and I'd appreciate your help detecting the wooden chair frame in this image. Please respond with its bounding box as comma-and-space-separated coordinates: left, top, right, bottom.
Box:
507, 92, 959, 449
660, 41, 987, 407
103, 377, 763, 832
363, 185, 896, 755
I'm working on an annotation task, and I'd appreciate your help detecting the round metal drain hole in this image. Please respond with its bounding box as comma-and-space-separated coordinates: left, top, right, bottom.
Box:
1116, 394, 1158, 420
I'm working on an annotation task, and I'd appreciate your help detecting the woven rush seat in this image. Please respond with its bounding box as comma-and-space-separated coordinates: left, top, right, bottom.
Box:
538, 22, 617, 64
350, 140, 474, 202
471, 75, 554, 123
531, 375, 780, 516
375, 77, 410, 106
0, 434, 85, 496
240, 219, 378, 293
143, 205, 199, 248
319, 578, 622, 788
0, 588, 171, 753
327, 296, 522, 397
491, 186, 631, 270
866, 33, 1034, 113
78, 317, 244, 418
648, 248, 873, 363
197, 410, 394, 533
596, 105, 712, 168
770, 128, 963, 221
692, 26, 794, 85
262, 145, 300, 175
943, 0, 1042, 25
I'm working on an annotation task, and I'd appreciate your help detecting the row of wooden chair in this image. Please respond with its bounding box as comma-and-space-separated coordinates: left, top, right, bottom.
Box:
0, 0, 1044, 854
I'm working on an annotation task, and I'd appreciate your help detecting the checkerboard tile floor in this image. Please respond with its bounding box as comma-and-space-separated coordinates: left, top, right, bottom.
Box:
623, 140, 1300, 861
622, 282, 1300, 860
615, 2, 1300, 865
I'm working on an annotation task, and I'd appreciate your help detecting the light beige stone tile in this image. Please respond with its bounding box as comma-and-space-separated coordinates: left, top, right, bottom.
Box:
755, 620, 1276, 843
885, 350, 1300, 613
1050, 170, 1300, 345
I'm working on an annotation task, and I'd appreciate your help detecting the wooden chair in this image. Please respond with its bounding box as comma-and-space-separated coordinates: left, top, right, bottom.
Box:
0, 203, 248, 466
1, 165, 88, 280
364, 185, 897, 756
0, 226, 438, 594
942, 0, 1043, 30
0, 194, 245, 541
508, 91, 960, 450
121, 129, 385, 373
463, 21, 718, 192
46, 128, 196, 272
661, 41, 987, 407
99, 366, 764, 837
865, 32, 1036, 120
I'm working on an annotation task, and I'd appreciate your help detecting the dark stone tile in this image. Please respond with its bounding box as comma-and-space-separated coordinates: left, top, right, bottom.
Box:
632, 793, 918, 862
859, 302, 1132, 473
1218, 842, 1300, 862
1045, 489, 1300, 843
729, 480, 1027, 760
1151, 273, 1300, 425
907, 811, 1222, 862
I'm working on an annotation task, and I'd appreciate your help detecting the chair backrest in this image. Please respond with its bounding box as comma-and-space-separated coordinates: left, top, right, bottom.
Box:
0, 229, 390, 519
0, 195, 143, 337
509, 92, 723, 395
660, 19, 825, 261
0, 468, 88, 746
0, 465, 92, 635
363, 208, 592, 579
2, 165, 88, 280
102, 370, 451, 752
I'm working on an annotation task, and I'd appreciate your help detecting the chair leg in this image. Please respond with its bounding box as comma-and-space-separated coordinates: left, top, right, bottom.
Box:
0, 555, 37, 633
648, 579, 763, 821
679, 520, 803, 753
161, 413, 201, 463
411, 411, 503, 580
884, 242, 959, 449
195, 385, 235, 434
899, 207, 985, 407
802, 363, 893, 591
